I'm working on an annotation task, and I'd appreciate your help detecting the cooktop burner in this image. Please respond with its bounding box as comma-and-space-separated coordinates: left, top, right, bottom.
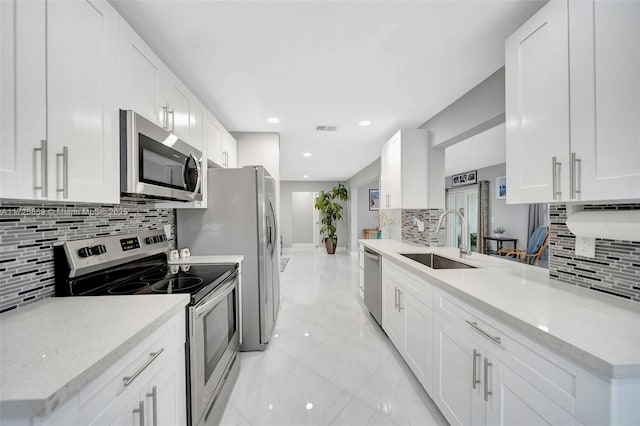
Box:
151, 277, 204, 293
108, 282, 150, 295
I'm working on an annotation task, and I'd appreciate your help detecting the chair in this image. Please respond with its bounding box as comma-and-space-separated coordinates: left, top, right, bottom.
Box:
498, 226, 549, 266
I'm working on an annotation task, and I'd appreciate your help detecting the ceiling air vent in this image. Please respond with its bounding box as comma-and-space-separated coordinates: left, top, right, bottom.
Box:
316, 125, 337, 132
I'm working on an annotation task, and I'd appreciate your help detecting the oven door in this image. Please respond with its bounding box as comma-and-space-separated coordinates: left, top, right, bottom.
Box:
190, 275, 240, 425
121, 110, 202, 202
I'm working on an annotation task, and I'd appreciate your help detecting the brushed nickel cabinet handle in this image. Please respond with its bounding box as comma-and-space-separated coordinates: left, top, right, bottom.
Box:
552, 156, 562, 200
465, 320, 501, 345
571, 152, 581, 199
484, 357, 493, 402
397, 289, 403, 311
146, 386, 158, 426
169, 108, 175, 133
123, 348, 164, 387
56, 146, 68, 199
132, 401, 145, 426
472, 348, 481, 389
162, 104, 169, 130
33, 139, 47, 195
394, 286, 398, 310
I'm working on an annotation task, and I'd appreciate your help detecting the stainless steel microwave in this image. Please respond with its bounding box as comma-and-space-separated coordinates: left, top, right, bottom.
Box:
120, 110, 203, 202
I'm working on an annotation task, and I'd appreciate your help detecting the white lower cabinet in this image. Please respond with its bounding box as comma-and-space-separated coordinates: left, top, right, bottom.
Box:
381, 259, 433, 392
34, 310, 187, 426
374, 255, 638, 426
432, 315, 576, 426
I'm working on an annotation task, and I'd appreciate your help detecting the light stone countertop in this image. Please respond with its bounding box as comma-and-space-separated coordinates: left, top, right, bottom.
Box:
359, 239, 640, 380
168, 255, 244, 265
0, 294, 190, 418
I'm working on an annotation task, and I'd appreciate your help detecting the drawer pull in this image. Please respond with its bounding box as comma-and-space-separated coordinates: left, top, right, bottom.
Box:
465, 320, 501, 345
123, 348, 165, 387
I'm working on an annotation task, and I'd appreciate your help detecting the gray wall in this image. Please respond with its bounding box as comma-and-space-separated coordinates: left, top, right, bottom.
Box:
357, 181, 379, 238
420, 67, 505, 148
280, 181, 348, 249
346, 158, 381, 251
291, 192, 314, 244
446, 163, 529, 250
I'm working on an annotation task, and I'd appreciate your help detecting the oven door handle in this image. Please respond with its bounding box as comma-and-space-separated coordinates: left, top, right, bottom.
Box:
195, 277, 237, 317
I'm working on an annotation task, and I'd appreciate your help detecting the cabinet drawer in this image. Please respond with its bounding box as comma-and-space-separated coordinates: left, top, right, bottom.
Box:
382, 258, 432, 308
434, 287, 577, 416
77, 310, 185, 412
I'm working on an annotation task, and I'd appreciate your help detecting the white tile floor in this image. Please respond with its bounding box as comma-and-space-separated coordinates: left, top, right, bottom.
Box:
219, 247, 447, 426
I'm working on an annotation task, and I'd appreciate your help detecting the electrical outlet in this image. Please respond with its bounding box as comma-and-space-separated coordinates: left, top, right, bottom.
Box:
575, 236, 596, 258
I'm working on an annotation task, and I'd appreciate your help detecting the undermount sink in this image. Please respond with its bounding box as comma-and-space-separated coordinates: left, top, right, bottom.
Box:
400, 253, 476, 269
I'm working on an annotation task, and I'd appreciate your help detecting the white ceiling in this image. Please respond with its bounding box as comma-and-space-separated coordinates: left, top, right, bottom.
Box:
445, 123, 506, 176
111, 0, 545, 181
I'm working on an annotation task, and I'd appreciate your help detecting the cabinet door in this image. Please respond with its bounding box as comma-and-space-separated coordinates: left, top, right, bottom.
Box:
388, 134, 402, 208
189, 103, 205, 152
0, 0, 47, 201
569, 0, 640, 202
381, 274, 404, 349
505, 0, 570, 204
206, 116, 224, 166
380, 141, 391, 208
143, 349, 187, 426
119, 21, 163, 126
223, 133, 237, 168
162, 73, 190, 142
402, 290, 433, 394
486, 358, 577, 426
90, 398, 142, 426
47, 0, 120, 204
433, 316, 485, 426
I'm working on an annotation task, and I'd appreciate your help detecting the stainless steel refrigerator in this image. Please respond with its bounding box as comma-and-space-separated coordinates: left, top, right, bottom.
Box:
177, 166, 280, 351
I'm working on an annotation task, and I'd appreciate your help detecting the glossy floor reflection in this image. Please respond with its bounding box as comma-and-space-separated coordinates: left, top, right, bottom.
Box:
220, 247, 447, 426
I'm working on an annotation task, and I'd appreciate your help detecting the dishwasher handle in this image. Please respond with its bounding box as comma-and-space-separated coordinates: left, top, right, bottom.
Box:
364, 250, 380, 261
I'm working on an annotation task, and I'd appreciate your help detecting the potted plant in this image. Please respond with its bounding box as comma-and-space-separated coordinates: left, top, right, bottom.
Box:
493, 226, 506, 236
314, 183, 349, 254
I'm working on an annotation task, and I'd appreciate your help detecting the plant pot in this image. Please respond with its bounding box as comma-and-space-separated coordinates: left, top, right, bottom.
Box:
324, 238, 337, 255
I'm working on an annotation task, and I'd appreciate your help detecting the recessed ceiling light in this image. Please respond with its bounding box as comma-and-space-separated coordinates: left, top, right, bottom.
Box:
303, 175, 309, 179
303, 152, 312, 157
267, 117, 280, 124
358, 120, 371, 127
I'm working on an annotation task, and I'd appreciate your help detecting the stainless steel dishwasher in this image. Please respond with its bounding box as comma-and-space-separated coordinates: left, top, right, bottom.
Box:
363, 248, 382, 325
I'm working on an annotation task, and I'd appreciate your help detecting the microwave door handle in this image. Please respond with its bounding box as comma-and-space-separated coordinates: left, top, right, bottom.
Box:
191, 152, 202, 199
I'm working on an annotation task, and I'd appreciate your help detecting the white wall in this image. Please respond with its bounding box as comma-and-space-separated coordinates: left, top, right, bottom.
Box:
446, 163, 530, 250
280, 181, 348, 248
234, 131, 280, 221
291, 192, 314, 244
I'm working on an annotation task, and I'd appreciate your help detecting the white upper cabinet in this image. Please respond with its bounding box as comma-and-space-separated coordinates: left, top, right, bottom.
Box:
223, 133, 237, 168
161, 72, 191, 144
1, 0, 47, 201
206, 114, 224, 166
119, 20, 163, 126
379, 129, 444, 210
568, 0, 640, 202
505, 0, 570, 204
1, 0, 119, 204
47, 0, 120, 204
506, 0, 640, 204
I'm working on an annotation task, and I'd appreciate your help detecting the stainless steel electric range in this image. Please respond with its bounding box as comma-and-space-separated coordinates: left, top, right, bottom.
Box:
54, 229, 240, 426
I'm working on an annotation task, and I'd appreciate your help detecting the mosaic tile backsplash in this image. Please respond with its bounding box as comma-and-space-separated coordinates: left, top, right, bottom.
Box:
401, 209, 445, 246
549, 204, 640, 302
0, 201, 176, 313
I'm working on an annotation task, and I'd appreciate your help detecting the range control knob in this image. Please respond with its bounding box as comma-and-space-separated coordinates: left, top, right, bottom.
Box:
78, 247, 93, 258
145, 236, 154, 244
92, 244, 107, 255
